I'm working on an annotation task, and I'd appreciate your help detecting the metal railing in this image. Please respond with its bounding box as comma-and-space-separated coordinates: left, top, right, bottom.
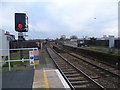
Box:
0, 48, 38, 71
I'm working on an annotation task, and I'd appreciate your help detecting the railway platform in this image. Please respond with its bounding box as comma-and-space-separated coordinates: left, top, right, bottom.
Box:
32, 48, 70, 89
32, 68, 70, 89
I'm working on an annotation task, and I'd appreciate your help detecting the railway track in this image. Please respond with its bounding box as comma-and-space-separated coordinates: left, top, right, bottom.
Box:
51, 45, 120, 89
61, 44, 119, 70
47, 47, 107, 89
54, 44, 120, 77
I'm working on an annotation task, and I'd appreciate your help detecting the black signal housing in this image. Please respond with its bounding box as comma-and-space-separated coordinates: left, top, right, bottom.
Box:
15, 13, 28, 32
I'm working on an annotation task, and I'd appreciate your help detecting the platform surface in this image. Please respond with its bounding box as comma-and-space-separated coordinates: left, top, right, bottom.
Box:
32, 69, 70, 89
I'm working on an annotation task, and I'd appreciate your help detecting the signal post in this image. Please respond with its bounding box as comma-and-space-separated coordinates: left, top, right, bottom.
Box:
15, 13, 28, 59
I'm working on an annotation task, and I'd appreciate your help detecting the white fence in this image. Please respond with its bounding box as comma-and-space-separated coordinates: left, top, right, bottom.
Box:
0, 48, 38, 71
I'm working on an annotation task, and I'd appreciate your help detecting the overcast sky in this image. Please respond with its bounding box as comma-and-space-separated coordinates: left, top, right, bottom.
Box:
0, 0, 119, 39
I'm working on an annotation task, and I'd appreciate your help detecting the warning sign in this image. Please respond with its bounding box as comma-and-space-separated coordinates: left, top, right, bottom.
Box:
34, 60, 39, 65
34, 56, 39, 60
33, 50, 39, 65
29, 50, 39, 65
33, 51, 39, 56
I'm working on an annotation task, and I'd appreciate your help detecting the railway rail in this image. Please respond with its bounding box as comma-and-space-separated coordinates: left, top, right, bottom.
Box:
47, 47, 107, 89
53, 44, 120, 77
51, 44, 119, 89
61, 44, 119, 69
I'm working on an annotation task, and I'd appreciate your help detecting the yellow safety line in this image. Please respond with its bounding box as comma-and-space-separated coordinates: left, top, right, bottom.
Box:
43, 71, 50, 89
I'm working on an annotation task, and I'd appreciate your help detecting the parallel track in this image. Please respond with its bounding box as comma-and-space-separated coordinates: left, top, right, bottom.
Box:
54, 45, 120, 77
52, 45, 119, 89
47, 47, 107, 89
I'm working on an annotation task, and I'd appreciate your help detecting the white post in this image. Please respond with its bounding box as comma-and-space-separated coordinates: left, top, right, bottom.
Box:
109, 35, 114, 48
22, 58, 24, 63
40, 42, 42, 50
8, 49, 11, 71
41, 42, 43, 50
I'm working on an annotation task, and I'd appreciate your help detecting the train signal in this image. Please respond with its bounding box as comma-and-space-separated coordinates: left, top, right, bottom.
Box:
15, 13, 28, 32
18, 23, 23, 28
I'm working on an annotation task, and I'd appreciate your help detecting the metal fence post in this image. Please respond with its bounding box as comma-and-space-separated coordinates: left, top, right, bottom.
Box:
8, 49, 11, 71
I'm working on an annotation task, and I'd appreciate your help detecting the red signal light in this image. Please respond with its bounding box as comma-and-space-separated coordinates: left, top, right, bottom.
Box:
18, 23, 23, 28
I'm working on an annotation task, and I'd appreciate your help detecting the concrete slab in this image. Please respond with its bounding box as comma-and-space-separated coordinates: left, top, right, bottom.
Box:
32, 69, 70, 89
45, 69, 65, 88
32, 70, 45, 88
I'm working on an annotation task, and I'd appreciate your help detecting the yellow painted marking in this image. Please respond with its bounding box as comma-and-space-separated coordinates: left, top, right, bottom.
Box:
43, 71, 49, 89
